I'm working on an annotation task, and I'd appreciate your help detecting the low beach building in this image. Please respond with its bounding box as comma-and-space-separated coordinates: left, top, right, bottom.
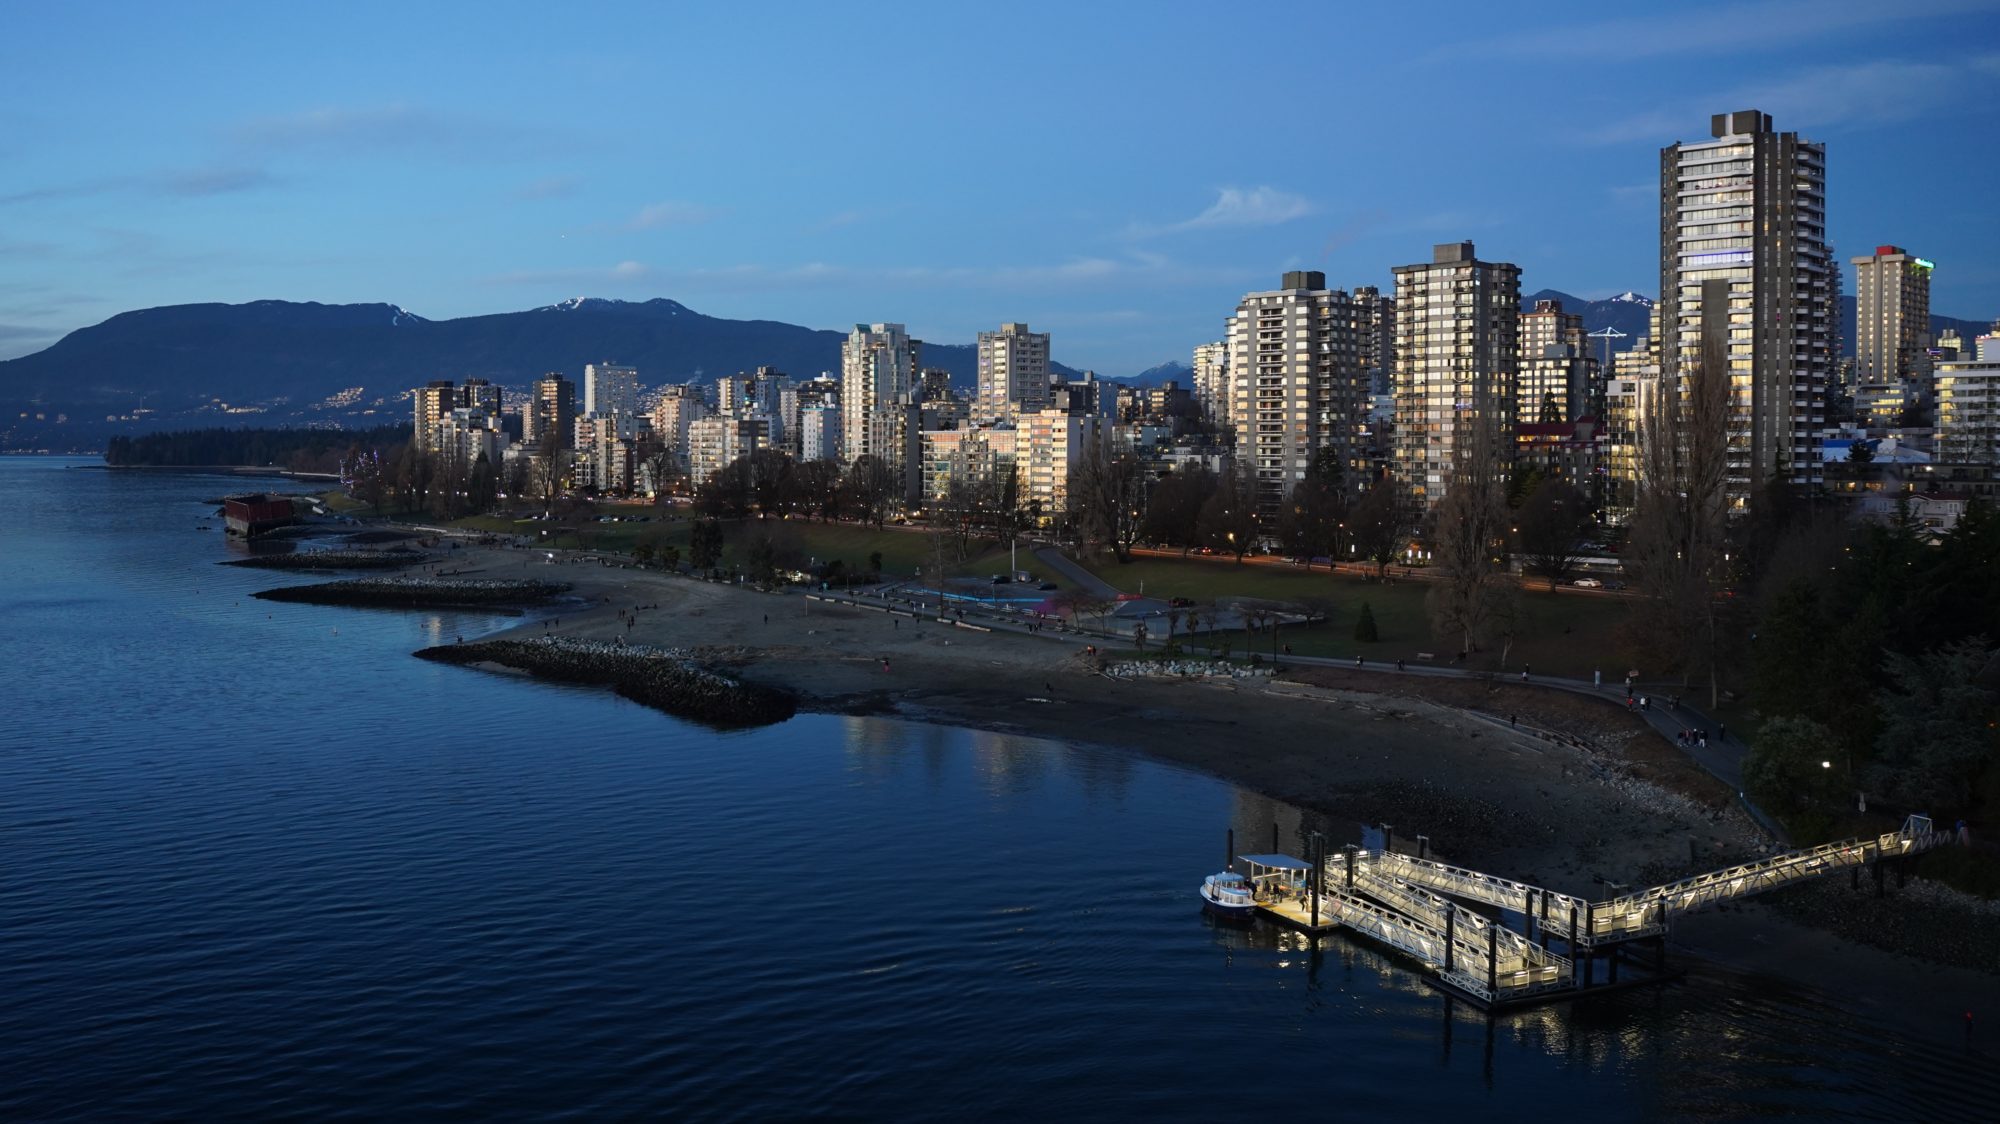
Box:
223, 494, 298, 537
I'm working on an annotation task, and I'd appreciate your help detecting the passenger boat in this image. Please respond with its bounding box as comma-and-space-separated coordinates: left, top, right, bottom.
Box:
1199, 854, 1314, 920
1199, 871, 1257, 919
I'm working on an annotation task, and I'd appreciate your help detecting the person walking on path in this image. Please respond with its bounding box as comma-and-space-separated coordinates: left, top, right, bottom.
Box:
1718, 722, 1726, 742
1594, 669, 1601, 687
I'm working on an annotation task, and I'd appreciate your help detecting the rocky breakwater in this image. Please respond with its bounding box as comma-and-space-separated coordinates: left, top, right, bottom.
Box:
415, 636, 797, 729
1104, 659, 1276, 680
224, 549, 430, 571
252, 575, 571, 609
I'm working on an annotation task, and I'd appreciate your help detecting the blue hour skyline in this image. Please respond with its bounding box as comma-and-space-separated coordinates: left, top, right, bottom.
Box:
2, 0, 1998, 372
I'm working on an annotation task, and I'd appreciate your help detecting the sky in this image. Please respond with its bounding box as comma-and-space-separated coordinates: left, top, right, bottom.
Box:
3, 0, 1999, 374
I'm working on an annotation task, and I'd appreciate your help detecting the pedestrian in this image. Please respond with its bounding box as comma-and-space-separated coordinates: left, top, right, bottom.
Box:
1396, 659, 1405, 671
1593, 669, 1601, 687
1355, 655, 1364, 668
894, 618, 899, 630
1641, 696, 1650, 711
881, 658, 890, 672
1521, 668, 1529, 681
763, 614, 768, 625
1509, 714, 1517, 728
1718, 722, 1726, 742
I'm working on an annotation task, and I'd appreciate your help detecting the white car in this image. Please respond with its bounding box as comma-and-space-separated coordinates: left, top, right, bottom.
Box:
1572, 577, 1603, 588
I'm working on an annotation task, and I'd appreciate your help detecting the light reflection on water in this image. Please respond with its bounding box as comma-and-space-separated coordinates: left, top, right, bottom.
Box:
0, 458, 1992, 1121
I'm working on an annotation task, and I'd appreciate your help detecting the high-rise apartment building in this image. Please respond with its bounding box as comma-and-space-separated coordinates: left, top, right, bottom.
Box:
413, 380, 456, 453
799, 406, 842, 463
1658, 109, 1832, 508
584, 362, 639, 423
1353, 286, 1396, 396
1192, 341, 1229, 428
1391, 242, 1522, 511
1518, 298, 1598, 424
414, 378, 504, 454
649, 383, 709, 461
974, 323, 1051, 424
1852, 246, 1933, 384
840, 323, 918, 468
524, 373, 576, 452
1225, 271, 1368, 521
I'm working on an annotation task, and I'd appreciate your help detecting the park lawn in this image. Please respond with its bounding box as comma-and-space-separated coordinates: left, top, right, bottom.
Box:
1084, 552, 1632, 680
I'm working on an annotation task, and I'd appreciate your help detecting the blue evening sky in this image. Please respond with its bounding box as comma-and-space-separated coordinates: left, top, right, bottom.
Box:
3, 0, 1998, 374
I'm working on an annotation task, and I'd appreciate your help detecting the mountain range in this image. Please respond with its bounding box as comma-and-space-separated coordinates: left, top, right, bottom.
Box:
4, 288, 1992, 451
0, 297, 1087, 415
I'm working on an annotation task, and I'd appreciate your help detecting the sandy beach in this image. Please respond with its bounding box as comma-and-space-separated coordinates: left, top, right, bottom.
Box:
410, 539, 2000, 1047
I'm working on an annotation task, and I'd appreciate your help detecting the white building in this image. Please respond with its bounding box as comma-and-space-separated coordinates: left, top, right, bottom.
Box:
1226, 271, 1369, 521
1658, 109, 1833, 509
1192, 341, 1229, 428
799, 406, 842, 463
1937, 354, 2000, 465
1021, 408, 1105, 519
686, 415, 770, 486
1391, 243, 1521, 512
974, 322, 1051, 424
584, 362, 639, 424
840, 323, 918, 471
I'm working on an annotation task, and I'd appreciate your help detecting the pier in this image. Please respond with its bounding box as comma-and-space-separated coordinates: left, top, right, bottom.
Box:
1219, 814, 1953, 1010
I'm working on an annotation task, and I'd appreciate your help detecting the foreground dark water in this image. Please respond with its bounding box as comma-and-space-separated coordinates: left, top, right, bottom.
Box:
0, 457, 1989, 1120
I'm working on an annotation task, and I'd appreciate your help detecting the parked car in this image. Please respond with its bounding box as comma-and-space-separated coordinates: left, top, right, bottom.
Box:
1037, 582, 1058, 591
1572, 577, 1603, 588
990, 574, 1011, 584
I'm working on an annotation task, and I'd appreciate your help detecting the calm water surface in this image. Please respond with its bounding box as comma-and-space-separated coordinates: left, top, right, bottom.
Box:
0, 457, 1988, 1120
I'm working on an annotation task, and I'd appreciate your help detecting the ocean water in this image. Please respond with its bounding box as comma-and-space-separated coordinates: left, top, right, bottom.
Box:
0, 456, 1989, 1121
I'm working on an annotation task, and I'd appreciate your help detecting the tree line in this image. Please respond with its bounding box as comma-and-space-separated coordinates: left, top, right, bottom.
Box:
104, 425, 407, 472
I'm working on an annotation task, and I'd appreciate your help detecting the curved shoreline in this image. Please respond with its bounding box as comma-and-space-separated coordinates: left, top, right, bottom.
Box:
253, 576, 570, 609
415, 636, 797, 729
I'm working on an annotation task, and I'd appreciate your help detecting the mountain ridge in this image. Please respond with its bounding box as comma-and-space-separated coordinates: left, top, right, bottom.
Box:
0, 297, 1092, 412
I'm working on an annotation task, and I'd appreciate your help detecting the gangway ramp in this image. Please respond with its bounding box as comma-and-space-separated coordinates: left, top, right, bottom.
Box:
1350, 861, 1570, 977
1255, 888, 1569, 1005
1359, 815, 1950, 948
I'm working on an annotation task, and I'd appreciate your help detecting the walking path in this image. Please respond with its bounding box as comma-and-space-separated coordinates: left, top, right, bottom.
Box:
848, 545, 1782, 840
1031, 545, 1120, 600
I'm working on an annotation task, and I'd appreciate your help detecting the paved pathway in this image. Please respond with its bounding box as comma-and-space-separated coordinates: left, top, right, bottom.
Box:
1032, 545, 1121, 600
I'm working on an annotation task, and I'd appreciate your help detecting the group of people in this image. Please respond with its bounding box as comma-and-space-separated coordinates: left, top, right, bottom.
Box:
1676, 728, 1710, 749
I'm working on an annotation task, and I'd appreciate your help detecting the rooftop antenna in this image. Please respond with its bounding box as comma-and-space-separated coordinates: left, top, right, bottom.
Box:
1588, 326, 1629, 370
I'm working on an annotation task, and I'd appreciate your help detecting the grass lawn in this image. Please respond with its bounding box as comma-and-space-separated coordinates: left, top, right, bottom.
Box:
449, 509, 1060, 586
1082, 552, 1633, 679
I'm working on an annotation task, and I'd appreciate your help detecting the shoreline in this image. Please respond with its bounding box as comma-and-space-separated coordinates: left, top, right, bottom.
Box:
398, 538, 1997, 1048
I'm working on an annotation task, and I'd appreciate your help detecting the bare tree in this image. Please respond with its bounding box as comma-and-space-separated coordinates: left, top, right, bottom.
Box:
1348, 474, 1411, 578
1198, 462, 1258, 561
1067, 443, 1147, 562
1626, 337, 1734, 704
1426, 409, 1510, 658
1515, 478, 1593, 591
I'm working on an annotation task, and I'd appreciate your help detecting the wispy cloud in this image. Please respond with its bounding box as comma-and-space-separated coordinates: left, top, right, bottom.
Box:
1587, 53, 2000, 143
480, 253, 1251, 291
1129, 186, 1314, 237
0, 166, 276, 206
625, 200, 722, 230
161, 167, 276, 196
233, 103, 576, 161
513, 175, 582, 201
1435, 0, 1995, 61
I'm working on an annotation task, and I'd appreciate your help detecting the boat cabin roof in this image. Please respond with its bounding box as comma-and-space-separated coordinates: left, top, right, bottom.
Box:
1237, 854, 1312, 872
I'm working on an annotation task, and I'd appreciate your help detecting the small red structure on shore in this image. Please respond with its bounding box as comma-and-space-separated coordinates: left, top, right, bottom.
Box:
223, 494, 298, 537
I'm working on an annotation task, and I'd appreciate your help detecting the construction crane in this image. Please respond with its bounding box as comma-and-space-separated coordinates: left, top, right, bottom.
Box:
1587, 326, 1628, 370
